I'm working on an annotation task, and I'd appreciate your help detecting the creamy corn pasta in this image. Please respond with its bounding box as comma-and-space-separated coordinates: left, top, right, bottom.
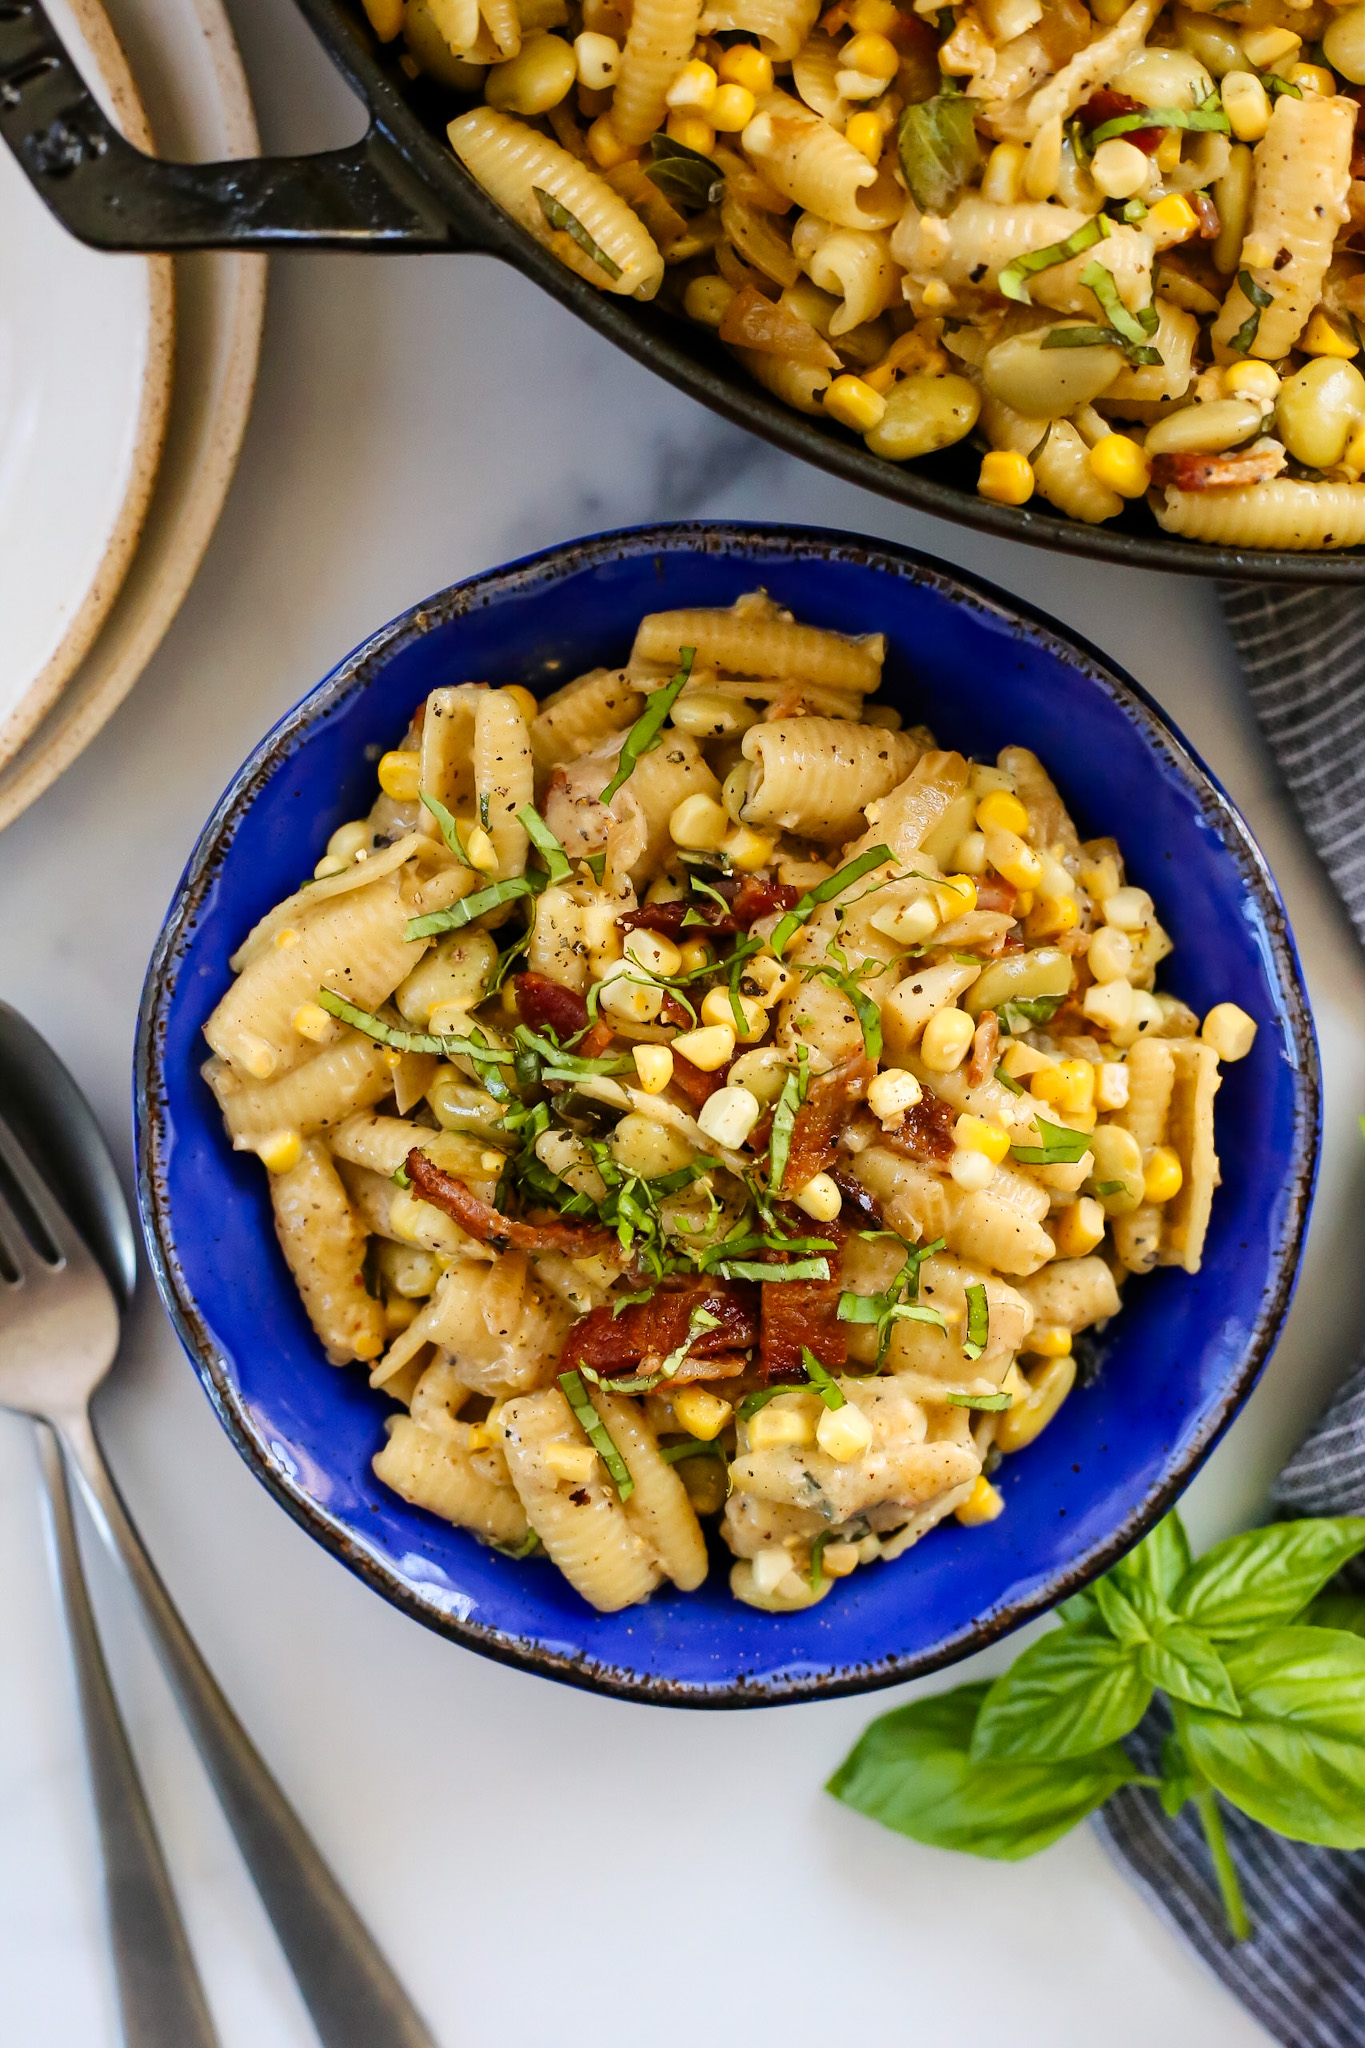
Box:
368, 0, 1365, 549
203, 594, 1257, 1614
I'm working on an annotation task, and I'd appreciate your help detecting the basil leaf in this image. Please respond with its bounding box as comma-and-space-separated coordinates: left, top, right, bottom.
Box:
770, 845, 895, 958
999, 215, 1110, 305
1302, 1590, 1365, 1637
1094, 1576, 1151, 1649
1179, 1627, 1365, 1848
768, 1064, 801, 1191
995, 993, 1064, 1035
1010, 1116, 1091, 1166
533, 185, 623, 280
1089, 98, 1230, 144
558, 1369, 635, 1500
420, 790, 472, 865
962, 1281, 989, 1362
1056, 1587, 1105, 1630
1141, 1625, 1241, 1715
801, 1347, 846, 1409
896, 94, 981, 215
738, 1386, 783, 1420
598, 648, 696, 805
1113, 1509, 1193, 1606
717, 1256, 831, 1282
1173, 1516, 1365, 1641
830, 1682, 1138, 1860
946, 1387, 1012, 1410
405, 872, 544, 940
970, 1628, 1152, 1763
645, 131, 725, 210
1230, 267, 1273, 355
659, 1437, 726, 1465
517, 802, 572, 885
315, 989, 517, 1072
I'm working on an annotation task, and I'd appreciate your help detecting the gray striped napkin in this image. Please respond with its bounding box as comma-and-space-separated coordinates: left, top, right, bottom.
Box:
1091, 583, 1365, 2048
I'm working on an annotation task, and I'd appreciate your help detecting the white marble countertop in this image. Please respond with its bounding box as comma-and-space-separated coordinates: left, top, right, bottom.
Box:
1, 9, 1363, 2043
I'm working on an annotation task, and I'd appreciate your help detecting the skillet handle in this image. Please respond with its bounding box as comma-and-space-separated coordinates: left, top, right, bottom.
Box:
0, 0, 473, 251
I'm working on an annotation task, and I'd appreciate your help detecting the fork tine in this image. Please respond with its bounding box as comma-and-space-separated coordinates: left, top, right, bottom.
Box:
0, 1114, 96, 1277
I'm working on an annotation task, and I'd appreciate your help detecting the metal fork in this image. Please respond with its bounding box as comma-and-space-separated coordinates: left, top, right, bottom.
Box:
0, 1115, 436, 2048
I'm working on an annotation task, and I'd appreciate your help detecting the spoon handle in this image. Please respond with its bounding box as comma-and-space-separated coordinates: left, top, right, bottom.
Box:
57, 1408, 438, 2048
35, 1423, 220, 2048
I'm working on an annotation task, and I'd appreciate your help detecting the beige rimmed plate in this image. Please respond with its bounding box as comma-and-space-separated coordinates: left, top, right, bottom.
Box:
0, 0, 173, 766
0, 0, 265, 830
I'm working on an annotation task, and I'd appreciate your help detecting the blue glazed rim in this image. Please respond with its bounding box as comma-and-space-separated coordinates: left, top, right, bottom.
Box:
135, 521, 1321, 1708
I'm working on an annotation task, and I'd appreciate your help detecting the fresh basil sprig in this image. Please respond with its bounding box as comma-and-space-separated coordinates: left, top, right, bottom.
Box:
829, 1510, 1365, 1939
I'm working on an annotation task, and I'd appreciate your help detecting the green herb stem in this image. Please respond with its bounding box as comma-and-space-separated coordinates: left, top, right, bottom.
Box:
1194, 1788, 1251, 1942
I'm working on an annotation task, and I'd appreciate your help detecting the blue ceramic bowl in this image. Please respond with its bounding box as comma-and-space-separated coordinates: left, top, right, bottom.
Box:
136, 524, 1319, 1707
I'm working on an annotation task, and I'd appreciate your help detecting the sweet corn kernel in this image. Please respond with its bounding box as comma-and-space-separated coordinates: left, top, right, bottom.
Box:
698, 1083, 762, 1148
1014, 889, 1034, 915
1155, 128, 1183, 172
292, 1002, 334, 1043
673, 1386, 733, 1439
842, 28, 900, 76
625, 928, 683, 977
921, 1007, 975, 1072
824, 374, 888, 432
361, 0, 404, 38
978, 450, 1035, 505
1103, 885, 1152, 930
377, 749, 422, 801
700, 986, 767, 1040
1091, 136, 1150, 200
724, 823, 777, 871
255, 1128, 303, 1174
672, 1022, 736, 1071
981, 138, 1026, 204
1053, 1194, 1106, 1257
465, 1422, 497, 1451
750, 1404, 816, 1451
935, 873, 978, 917
850, 0, 899, 25
752, 1544, 798, 1592
996, 1354, 1076, 1453
984, 824, 1043, 890
633, 1044, 675, 1093
1224, 358, 1280, 403
464, 824, 498, 872
956, 1474, 1006, 1526
867, 1067, 923, 1122
950, 1146, 997, 1191
717, 41, 773, 91
822, 1540, 861, 1576
1089, 433, 1152, 497
599, 963, 663, 1024
1027, 1323, 1073, 1359
666, 111, 716, 153
1029, 1057, 1093, 1116
670, 792, 731, 850
382, 1048, 404, 1069
574, 28, 621, 86
665, 57, 718, 110
1111, 988, 1162, 1049
1302, 307, 1360, 358
313, 853, 349, 879
744, 954, 795, 1004
1087, 925, 1134, 982
503, 684, 539, 722
1288, 60, 1334, 93
587, 113, 636, 166
711, 81, 757, 129
683, 273, 737, 327
236, 1032, 277, 1080
1083, 978, 1135, 1035
975, 788, 1029, 838
679, 940, 713, 973
869, 895, 939, 944
1144, 1145, 1184, 1204
844, 110, 884, 163
954, 1113, 1011, 1164
545, 1441, 599, 1485
1024, 891, 1080, 940
1001, 1041, 1052, 1080
1242, 23, 1299, 65
1145, 192, 1199, 245
1201, 1001, 1257, 1062
795, 1171, 843, 1221
817, 1399, 874, 1462
1221, 68, 1270, 142
1094, 1060, 1130, 1111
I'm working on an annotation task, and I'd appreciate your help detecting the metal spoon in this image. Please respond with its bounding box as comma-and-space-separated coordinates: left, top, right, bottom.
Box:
0, 1002, 436, 2048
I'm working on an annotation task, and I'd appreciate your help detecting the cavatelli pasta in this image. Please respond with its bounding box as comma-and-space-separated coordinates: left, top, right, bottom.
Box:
999, 0, 1164, 139
793, 222, 899, 336
447, 108, 664, 298
741, 716, 919, 840
1153, 480, 1365, 552
732, 346, 831, 414
611, 0, 705, 146
698, 0, 819, 58
790, 30, 848, 124
211, 591, 1242, 1615
980, 394, 1123, 526
741, 92, 902, 231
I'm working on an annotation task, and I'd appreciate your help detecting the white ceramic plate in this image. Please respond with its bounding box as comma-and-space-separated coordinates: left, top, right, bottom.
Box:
0, 0, 173, 764
0, 0, 265, 830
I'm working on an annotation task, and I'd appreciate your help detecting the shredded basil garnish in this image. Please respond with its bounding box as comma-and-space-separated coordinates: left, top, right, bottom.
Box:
1010, 1117, 1093, 1166
809, 1529, 834, 1592
837, 1236, 947, 1365
533, 186, 623, 280
517, 802, 572, 885
421, 790, 472, 866
1089, 93, 1229, 145
994, 1062, 1025, 1094
996, 993, 1065, 1035
1231, 269, 1273, 355
558, 1369, 635, 1499
644, 132, 725, 210
738, 1386, 783, 1421
660, 1437, 728, 1465
999, 215, 1110, 305
716, 1256, 832, 1282
770, 845, 895, 958
946, 1387, 1012, 1410
316, 988, 515, 1067
486, 1527, 542, 1558
1078, 262, 1163, 364
405, 872, 546, 941
962, 1282, 990, 1363
598, 648, 696, 804
801, 1348, 846, 1410
768, 1066, 801, 1193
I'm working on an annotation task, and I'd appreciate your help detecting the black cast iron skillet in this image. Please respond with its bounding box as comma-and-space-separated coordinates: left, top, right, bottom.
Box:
2, 0, 1358, 581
